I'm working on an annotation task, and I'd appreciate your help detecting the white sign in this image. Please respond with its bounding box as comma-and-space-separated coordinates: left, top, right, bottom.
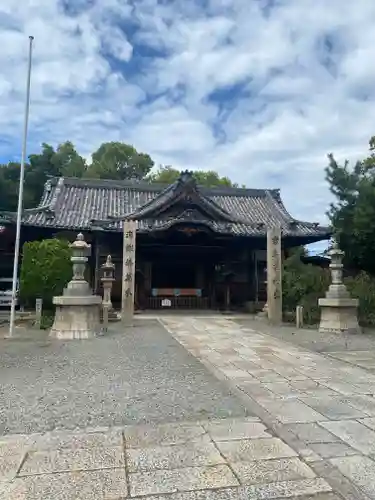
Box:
161, 298, 171, 307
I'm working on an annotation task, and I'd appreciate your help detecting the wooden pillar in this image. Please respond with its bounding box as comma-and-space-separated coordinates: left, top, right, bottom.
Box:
121, 220, 137, 326
266, 226, 282, 324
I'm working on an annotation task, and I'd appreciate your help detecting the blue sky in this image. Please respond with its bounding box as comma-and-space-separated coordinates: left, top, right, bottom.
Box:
1, 0, 375, 254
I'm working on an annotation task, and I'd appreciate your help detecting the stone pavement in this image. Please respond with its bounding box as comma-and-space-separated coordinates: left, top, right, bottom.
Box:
161, 316, 375, 499
0, 417, 333, 499
1, 316, 375, 498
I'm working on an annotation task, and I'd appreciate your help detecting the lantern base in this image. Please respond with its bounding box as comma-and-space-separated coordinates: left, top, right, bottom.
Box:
318, 297, 361, 334
50, 295, 102, 340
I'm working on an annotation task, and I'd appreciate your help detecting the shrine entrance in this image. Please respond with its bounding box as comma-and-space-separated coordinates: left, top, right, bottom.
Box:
136, 228, 222, 310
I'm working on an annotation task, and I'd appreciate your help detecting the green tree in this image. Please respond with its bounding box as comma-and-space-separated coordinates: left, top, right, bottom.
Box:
52, 141, 87, 178
26, 142, 87, 206
326, 136, 375, 274
147, 165, 242, 187
87, 142, 154, 180
19, 239, 72, 308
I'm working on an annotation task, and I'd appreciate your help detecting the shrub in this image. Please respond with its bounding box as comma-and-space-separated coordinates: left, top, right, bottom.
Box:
282, 251, 330, 325
282, 250, 375, 326
40, 311, 55, 330
345, 272, 375, 326
20, 238, 72, 308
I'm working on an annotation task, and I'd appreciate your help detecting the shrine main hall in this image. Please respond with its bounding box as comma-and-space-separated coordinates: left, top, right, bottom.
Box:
0, 171, 330, 311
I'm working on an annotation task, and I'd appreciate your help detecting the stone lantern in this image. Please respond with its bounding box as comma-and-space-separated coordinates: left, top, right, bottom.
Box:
318, 239, 360, 334
50, 233, 102, 339
101, 255, 115, 331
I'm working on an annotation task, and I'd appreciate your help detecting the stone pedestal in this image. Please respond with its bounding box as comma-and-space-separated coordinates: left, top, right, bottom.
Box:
51, 295, 102, 339
50, 233, 102, 340
318, 240, 361, 334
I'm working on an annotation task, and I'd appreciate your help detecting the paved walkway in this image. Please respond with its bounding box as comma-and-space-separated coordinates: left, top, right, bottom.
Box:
161, 317, 375, 499
1, 316, 375, 498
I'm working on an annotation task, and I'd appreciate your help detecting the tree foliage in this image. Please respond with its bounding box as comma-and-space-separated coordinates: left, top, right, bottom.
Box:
326, 136, 375, 274
19, 239, 72, 307
0, 141, 240, 213
0, 142, 88, 211
87, 142, 154, 180
147, 165, 241, 187
282, 250, 330, 324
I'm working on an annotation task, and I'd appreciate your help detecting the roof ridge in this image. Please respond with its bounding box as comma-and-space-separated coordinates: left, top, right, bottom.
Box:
43, 175, 274, 197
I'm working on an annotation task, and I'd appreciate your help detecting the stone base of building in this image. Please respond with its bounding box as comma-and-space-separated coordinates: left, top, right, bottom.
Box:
50, 295, 102, 340
318, 297, 361, 334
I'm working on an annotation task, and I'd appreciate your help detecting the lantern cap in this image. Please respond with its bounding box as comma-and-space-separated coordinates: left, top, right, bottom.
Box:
102, 254, 115, 269
70, 233, 90, 250
328, 237, 344, 258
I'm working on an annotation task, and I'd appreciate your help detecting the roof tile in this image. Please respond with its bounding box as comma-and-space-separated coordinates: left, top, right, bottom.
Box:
19, 176, 331, 240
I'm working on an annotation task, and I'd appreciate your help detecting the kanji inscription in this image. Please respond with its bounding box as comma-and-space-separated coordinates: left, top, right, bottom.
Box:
121, 220, 137, 324
266, 226, 282, 324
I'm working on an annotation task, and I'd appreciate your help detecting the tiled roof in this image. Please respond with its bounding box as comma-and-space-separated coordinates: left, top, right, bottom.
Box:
12, 175, 331, 240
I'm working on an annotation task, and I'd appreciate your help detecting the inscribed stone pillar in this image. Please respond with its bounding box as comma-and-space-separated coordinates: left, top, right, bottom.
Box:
266, 226, 282, 324
121, 220, 137, 326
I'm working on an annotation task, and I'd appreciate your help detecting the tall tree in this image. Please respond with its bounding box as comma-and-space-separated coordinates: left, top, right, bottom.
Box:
147, 165, 241, 188
52, 141, 87, 178
326, 136, 375, 274
87, 142, 154, 180
0, 141, 87, 211
26, 141, 87, 207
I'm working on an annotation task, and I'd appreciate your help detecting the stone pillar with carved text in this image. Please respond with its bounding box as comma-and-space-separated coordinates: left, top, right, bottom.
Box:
266, 226, 282, 324
121, 220, 137, 326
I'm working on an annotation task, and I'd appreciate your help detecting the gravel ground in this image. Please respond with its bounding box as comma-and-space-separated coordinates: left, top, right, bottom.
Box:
235, 317, 375, 353
0, 319, 248, 435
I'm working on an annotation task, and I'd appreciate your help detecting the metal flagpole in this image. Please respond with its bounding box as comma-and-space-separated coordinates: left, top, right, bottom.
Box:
8, 35, 34, 337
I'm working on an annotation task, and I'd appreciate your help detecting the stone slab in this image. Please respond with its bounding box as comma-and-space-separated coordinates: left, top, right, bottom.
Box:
232, 457, 316, 485
127, 437, 225, 472
129, 464, 239, 496
237, 381, 276, 400
216, 437, 297, 462
286, 495, 343, 500
220, 368, 253, 380
330, 455, 375, 498
0, 454, 25, 483
309, 442, 358, 459
123, 422, 206, 448
283, 423, 341, 444
19, 447, 124, 475
0, 468, 127, 499
32, 429, 122, 451
261, 382, 301, 397
340, 395, 375, 416
132, 487, 251, 500
202, 419, 270, 441
299, 396, 365, 420
0, 436, 34, 482
358, 417, 375, 431
318, 381, 362, 395
320, 420, 375, 455
245, 478, 332, 499
257, 399, 326, 423
0, 436, 35, 461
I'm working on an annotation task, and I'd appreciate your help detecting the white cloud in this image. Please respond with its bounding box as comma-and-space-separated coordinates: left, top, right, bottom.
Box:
1, 0, 375, 231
